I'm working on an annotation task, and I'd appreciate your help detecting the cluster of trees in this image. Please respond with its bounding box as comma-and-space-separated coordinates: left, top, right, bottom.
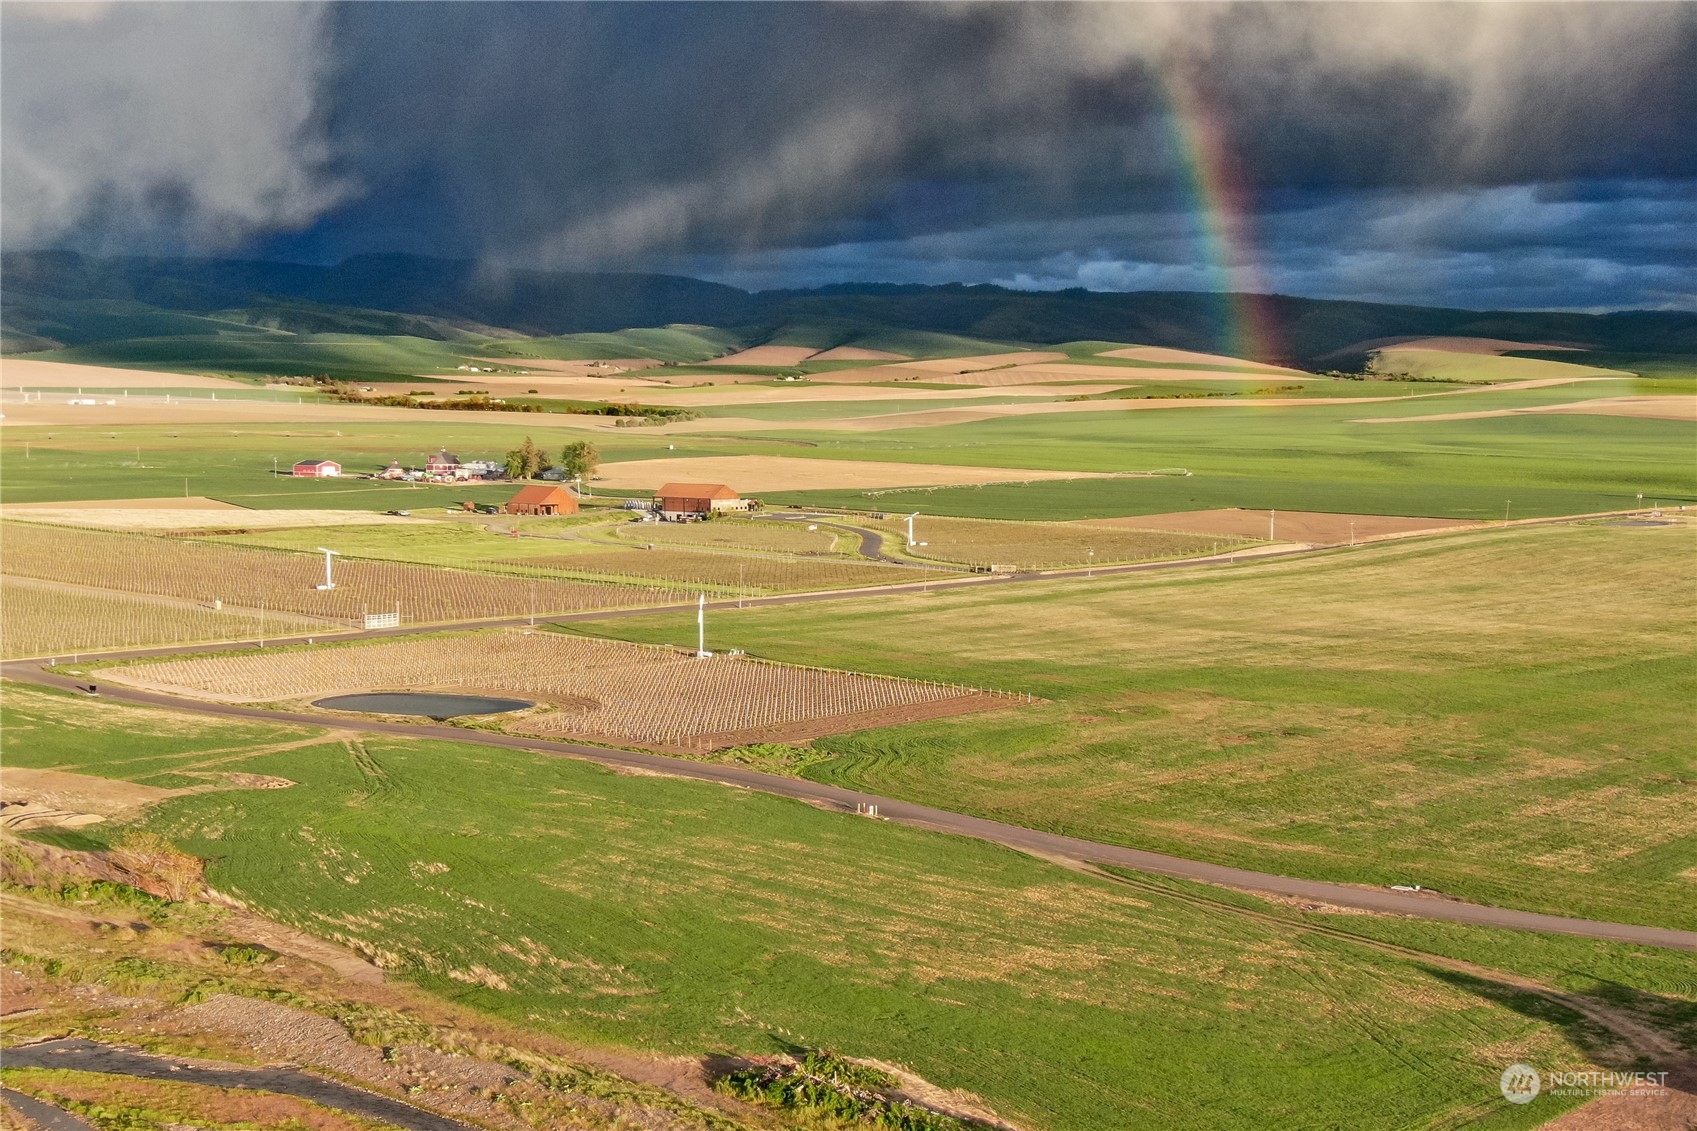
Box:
504, 438, 600, 481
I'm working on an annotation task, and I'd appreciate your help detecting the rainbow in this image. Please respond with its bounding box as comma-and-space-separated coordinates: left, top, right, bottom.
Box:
1159, 68, 1286, 365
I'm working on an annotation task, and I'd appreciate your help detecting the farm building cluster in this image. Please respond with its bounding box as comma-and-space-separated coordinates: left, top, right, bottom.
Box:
291, 449, 505, 482
288, 449, 756, 524
377, 449, 505, 483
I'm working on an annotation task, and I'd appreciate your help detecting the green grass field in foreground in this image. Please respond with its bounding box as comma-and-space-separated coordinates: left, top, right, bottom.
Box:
581, 521, 1697, 932
0, 682, 1654, 1131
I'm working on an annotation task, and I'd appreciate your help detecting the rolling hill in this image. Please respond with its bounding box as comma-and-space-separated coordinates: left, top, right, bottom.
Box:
4, 250, 1693, 374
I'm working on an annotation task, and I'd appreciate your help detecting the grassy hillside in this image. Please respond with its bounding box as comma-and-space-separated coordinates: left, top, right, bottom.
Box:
582, 521, 1697, 932
477, 325, 746, 364
2, 681, 1658, 1131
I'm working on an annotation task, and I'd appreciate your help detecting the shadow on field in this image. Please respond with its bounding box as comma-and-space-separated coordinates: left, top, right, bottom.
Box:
1424, 965, 1697, 1098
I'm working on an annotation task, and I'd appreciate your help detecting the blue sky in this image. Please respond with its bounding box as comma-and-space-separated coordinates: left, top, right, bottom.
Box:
4, 2, 1693, 311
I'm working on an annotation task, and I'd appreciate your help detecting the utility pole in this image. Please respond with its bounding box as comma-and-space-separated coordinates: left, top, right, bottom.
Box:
1269, 509, 1276, 541
696, 593, 709, 657
1349, 520, 1355, 547
1504, 500, 1511, 523
1087, 547, 1094, 577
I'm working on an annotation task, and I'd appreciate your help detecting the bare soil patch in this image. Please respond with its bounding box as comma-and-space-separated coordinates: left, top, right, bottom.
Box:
0, 768, 176, 818
1077, 508, 1477, 545
1537, 1065, 1697, 1130
700, 345, 822, 366
592, 454, 1110, 491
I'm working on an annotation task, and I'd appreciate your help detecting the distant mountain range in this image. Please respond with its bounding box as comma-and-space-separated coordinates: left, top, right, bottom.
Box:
5, 250, 1694, 368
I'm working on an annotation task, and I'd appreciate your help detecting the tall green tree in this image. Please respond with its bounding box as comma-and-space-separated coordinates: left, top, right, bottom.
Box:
559, 440, 601, 481
504, 436, 550, 479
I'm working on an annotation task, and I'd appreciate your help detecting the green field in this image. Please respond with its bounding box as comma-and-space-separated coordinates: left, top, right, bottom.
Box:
579, 521, 1697, 932
4, 682, 1667, 1131
28, 333, 491, 382
5, 371, 1692, 522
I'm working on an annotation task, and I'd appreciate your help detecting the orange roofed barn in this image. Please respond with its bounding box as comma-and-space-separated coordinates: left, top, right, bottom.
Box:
655, 482, 743, 518
503, 485, 580, 516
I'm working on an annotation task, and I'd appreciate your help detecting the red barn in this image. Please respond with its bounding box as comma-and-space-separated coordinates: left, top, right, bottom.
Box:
504, 485, 580, 516
655, 482, 743, 518
292, 459, 341, 477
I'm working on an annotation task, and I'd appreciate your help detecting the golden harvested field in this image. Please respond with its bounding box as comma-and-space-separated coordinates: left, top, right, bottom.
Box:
504, 549, 943, 593
609, 518, 843, 553
929, 363, 1316, 385
877, 514, 1252, 569
103, 629, 1015, 749
1369, 347, 1629, 383
1, 505, 423, 531
1385, 337, 1573, 355
0, 577, 329, 659
1, 522, 677, 625
0, 358, 251, 389
1099, 346, 1306, 372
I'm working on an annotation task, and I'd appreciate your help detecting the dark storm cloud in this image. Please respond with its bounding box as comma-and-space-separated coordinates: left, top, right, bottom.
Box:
3, 3, 1693, 309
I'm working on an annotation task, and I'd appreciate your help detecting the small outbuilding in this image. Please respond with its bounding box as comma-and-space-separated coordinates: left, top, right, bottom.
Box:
655, 482, 744, 519
292, 459, 341, 477
504, 484, 580, 516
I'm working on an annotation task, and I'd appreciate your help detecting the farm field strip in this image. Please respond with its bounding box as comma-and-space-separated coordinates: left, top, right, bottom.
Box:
1, 522, 684, 625
871, 513, 1257, 569
502, 549, 944, 593
100, 629, 1016, 748
0, 577, 332, 659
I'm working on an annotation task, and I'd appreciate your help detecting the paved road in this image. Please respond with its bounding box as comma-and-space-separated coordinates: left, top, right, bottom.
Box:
761, 511, 907, 562
9, 664, 1694, 952
1, 1039, 476, 1131
1, 1087, 97, 1131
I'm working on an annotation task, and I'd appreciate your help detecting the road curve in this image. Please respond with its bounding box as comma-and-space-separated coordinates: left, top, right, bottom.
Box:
9, 664, 1694, 952
1, 1039, 476, 1131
